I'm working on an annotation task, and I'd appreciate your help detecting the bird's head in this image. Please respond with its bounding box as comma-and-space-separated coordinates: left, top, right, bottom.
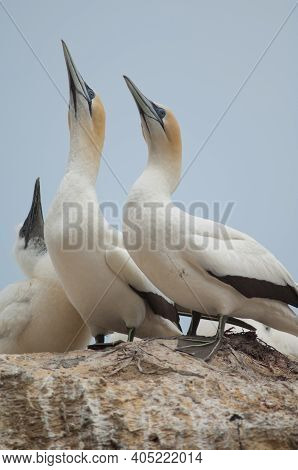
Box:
62, 40, 105, 155
124, 76, 182, 161
15, 178, 47, 277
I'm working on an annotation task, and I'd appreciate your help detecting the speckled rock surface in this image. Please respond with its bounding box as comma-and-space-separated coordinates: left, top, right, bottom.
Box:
0, 333, 297, 449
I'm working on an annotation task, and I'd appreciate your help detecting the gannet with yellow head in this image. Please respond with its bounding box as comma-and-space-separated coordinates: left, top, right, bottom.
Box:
0, 178, 90, 353
44, 42, 182, 343
123, 76, 298, 359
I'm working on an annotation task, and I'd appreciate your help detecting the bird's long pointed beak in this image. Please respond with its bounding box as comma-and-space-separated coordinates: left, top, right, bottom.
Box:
20, 178, 44, 249
61, 40, 92, 115
123, 75, 164, 129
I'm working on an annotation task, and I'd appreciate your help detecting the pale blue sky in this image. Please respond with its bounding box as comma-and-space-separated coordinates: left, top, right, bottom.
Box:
0, 0, 297, 289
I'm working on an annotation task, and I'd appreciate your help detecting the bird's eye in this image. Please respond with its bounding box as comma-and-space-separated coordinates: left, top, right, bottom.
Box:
152, 102, 166, 120
157, 108, 166, 119
85, 82, 95, 100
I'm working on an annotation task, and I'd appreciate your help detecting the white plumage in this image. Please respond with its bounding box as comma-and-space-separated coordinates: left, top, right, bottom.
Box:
123, 76, 298, 338
0, 179, 90, 353
45, 42, 181, 342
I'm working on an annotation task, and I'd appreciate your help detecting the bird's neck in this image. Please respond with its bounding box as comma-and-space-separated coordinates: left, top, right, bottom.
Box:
67, 127, 101, 185
14, 242, 47, 279
132, 149, 182, 202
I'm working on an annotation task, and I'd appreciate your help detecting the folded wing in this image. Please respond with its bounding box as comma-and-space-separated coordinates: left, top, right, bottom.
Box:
105, 247, 181, 328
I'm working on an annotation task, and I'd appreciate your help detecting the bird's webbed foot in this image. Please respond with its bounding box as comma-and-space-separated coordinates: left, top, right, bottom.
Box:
176, 316, 227, 361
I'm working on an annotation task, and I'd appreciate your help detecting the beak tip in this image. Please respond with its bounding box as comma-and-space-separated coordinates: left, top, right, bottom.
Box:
61, 40, 69, 60
34, 177, 41, 196
123, 75, 131, 86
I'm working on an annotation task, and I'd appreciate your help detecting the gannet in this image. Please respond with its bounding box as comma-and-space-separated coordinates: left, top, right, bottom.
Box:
44, 42, 182, 344
123, 76, 298, 358
0, 178, 91, 353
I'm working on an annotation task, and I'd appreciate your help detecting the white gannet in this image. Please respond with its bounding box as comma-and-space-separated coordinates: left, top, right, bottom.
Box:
123, 76, 298, 358
44, 42, 182, 344
0, 178, 91, 353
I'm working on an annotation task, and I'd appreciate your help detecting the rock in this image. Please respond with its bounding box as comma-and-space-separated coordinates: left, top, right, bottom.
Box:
0, 332, 297, 449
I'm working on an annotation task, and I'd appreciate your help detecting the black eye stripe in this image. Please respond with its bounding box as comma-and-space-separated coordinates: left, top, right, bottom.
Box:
85, 82, 95, 100
72, 82, 95, 117
152, 102, 166, 120
131, 84, 166, 130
